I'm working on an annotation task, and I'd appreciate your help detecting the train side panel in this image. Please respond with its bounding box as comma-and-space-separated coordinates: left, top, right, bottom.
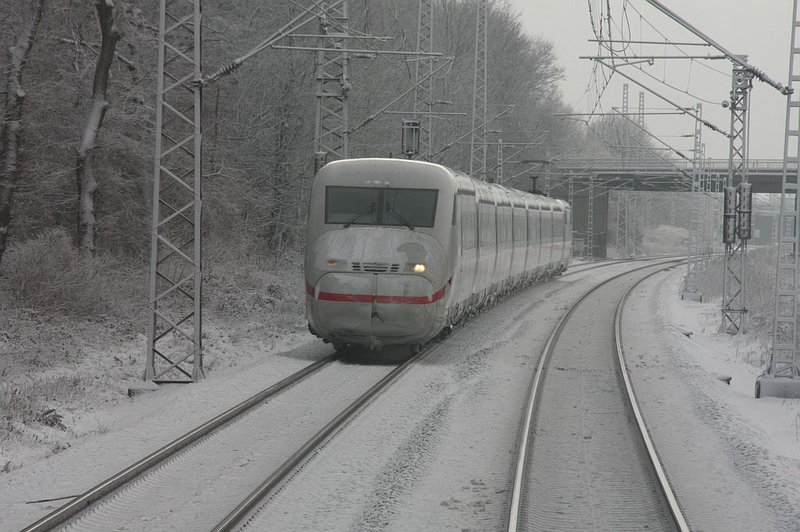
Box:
492, 187, 513, 292
474, 185, 496, 305
526, 201, 541, 277
509, 192, 528, 286
450, 181, 478, 320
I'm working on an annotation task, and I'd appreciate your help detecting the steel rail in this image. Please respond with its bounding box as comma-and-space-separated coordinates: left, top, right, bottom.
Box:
506, 257, 685, 531
562, 254, 684, 278
21, 354, 339, 532
614, 264, 691, 531
211, 344, 437, 531
23, 257, 671, 531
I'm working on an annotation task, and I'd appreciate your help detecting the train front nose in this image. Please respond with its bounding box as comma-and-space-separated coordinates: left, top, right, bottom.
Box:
305, 227, 447, 348
309, 271, 439, 348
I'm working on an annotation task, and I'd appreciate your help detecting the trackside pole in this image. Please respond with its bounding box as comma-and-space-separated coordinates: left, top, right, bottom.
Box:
145, 0, 204, 383
757, 0, 800, 398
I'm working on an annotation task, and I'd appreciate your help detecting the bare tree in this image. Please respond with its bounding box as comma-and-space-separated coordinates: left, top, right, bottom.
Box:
0, 0, 46, 267
77, 0, 120, 254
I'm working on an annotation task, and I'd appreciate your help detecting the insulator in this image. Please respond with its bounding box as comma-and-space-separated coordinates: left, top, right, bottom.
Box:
723, 186, 737, 244
737, 182, 753, 240
205, 58, 243, 84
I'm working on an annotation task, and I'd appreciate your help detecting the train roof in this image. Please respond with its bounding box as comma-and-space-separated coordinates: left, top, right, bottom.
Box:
317, 158, 570, 210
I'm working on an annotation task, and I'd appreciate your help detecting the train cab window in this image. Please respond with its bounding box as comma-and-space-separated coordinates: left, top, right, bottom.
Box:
383, 188, 438, 228
324, 186, 437, 228
325, 186, 379, 225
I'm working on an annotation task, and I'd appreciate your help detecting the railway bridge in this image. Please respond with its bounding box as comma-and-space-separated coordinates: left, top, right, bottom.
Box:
540, 158, 789, 258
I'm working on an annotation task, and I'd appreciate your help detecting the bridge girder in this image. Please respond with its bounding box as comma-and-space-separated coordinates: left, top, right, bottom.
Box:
555, 163, 788, 193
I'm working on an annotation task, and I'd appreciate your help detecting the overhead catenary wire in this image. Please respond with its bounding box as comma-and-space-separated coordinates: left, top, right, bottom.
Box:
609, 107, 691, 161
640, 0, 792, 95
201, 0, 418, 87
597, 2, 732, 105
595, 59, 729, 138
199, 1, 343, 85
623, 2, 731, 79
580, 0, 617, 114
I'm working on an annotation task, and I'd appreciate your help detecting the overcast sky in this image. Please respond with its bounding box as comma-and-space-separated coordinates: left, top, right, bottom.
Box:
508, 0, 792, 160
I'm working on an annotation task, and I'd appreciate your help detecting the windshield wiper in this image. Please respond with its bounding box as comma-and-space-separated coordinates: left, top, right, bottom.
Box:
343, 202, 375, 228
385, 203, 415, 230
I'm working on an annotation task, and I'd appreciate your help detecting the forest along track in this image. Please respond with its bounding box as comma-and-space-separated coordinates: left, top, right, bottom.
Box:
20, 352, 402, 532
508, 258, 690, 532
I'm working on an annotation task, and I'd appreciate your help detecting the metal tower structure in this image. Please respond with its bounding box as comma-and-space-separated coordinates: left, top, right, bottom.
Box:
637, 91, 645, 167
637, 92, 645, 128
627, 192, 635, 256
414, 0, 434, 160
622, 84, 630, 165
314, 1, 351, 172
669, 195, 676, 227
543, 148, 551, 196
633, 192, 644, 255
616, 191, 629, 257
640, 0, 792, 333
720, 61, 753, 333
701, 143, 716, 260
711, 142, 723, 253
496, 138, 503, 183
614, 85, 633, 258
620, 84, 646, 256
146, 0, 204, 382
683, 103, 703, 300
763, 0, 800, 394
469, 0, 488, 180
587, 175, 595, 257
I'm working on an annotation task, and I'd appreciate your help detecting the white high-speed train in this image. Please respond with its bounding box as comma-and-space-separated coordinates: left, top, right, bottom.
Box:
304, 158, 571, 350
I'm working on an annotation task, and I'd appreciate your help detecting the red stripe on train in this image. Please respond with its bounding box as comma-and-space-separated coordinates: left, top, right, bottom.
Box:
306, 282, 448, 305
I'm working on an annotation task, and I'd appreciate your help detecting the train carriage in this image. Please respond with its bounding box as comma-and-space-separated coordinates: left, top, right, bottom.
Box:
304, 158, 571, 350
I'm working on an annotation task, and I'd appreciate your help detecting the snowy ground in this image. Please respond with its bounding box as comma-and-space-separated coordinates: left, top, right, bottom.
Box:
2, 262, 800, 530
627, 268, 800, 530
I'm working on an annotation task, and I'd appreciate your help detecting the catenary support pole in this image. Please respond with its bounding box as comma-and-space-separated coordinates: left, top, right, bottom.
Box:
720, 60, 753, 334
759, 0, 800, 398
146, 0, 204, 383
469, 0, 488, 180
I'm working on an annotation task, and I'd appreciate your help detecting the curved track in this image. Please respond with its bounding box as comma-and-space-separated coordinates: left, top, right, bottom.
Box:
507, 258, 689, 531
21, 257, 686, 531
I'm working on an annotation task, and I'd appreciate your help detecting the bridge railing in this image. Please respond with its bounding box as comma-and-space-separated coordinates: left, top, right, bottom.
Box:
556, 158, 794, 174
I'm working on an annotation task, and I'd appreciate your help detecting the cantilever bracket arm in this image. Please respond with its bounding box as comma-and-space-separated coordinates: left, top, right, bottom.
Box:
595, 59, 730, 139
197, 0, 347, 86
642, 0, 792, 95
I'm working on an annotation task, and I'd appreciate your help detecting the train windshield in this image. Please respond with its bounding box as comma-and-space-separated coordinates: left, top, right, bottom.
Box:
325, 186, 438, 228
325, 187, 379, 225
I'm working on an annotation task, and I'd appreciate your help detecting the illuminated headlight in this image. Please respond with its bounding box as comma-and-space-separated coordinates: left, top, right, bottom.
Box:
413, 263, 426, 273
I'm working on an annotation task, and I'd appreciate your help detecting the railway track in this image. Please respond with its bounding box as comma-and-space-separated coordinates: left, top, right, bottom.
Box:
22, 351, 419, 531
507, 258, 689, 531
21, 257, 684, 531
